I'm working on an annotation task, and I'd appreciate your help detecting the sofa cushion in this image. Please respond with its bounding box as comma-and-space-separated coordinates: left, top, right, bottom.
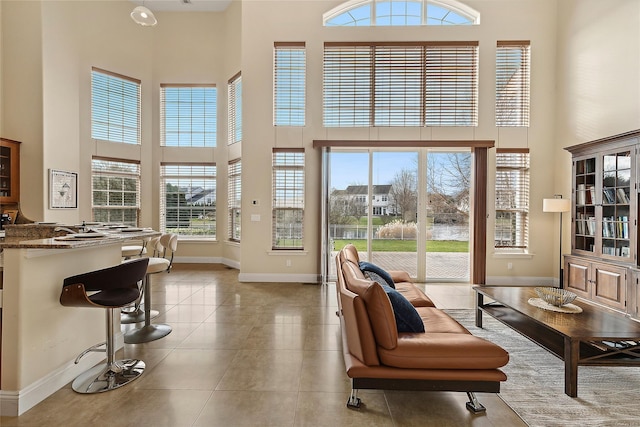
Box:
382, 285, 425, 333
394, 282, 436, 308
361, 281, 398, 350
378, 332, 510, 370
359, 261, 395, 289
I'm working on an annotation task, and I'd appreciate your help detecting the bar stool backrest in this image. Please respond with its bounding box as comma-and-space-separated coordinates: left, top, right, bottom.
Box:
60, 258, 149, 308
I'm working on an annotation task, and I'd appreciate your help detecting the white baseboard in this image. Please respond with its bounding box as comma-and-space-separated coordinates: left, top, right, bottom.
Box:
238, 272, 320, 283
0, 334, 124, 416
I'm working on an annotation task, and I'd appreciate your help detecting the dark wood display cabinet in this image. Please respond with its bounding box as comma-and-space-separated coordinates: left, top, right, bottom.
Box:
565, 130, 640, 318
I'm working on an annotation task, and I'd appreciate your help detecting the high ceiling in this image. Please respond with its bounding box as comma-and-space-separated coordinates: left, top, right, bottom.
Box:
130, 0, 232, 13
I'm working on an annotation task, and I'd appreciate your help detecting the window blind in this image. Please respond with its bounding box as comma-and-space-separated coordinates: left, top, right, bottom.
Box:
424, 42, 479, 126
91, 68, 141, 144
374, 45, 423, 126
323, 45, 373, 127
495, 149, 530, 249
496, 41, 531, 127
228, 159, 242, 241
91, 157, 140, 225
228, 73, 242, 145
274, 43, 306, 126
160, 84, 217, 147
323, 42, 478, 127
272, 149, 305, 249
160, 163, 216, 237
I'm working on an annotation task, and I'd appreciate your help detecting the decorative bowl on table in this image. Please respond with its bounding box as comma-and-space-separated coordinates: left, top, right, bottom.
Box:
535, 287, 577, 307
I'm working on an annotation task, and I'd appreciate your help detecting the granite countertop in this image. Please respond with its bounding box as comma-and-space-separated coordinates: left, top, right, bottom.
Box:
0, 228, 160, 249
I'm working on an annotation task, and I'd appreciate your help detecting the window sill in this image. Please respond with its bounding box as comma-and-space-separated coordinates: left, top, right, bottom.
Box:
493, 251, 534, 259
176, 237, 217, 244
267, 250, 308, 256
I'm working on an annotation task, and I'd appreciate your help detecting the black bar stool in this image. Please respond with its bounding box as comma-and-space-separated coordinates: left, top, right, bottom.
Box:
60, 257, 149, 393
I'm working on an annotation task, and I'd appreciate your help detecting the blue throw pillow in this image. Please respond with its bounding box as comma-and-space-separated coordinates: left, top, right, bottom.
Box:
359, 261, 395, 289
381, 284, 425, 333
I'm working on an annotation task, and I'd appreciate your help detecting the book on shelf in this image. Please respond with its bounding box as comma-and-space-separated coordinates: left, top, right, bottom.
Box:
577, 184, 586, 205
616, 188, 630, 203
589, 186, 596, 204
603, 188, 616, 204
587, 216, 596, 235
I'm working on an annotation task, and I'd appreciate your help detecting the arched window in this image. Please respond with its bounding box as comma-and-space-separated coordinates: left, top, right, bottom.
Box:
323, 0, 479, 26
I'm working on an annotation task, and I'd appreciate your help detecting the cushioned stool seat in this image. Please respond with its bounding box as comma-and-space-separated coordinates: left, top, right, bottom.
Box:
124, 233, 176, 343
60, 258, 149, 393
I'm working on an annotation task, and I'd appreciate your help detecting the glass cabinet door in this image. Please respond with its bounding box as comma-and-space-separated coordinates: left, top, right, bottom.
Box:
0, 138, 20, 203
0, 145, 11, 198
574, 156, 596, 253
601, 150, 631, 259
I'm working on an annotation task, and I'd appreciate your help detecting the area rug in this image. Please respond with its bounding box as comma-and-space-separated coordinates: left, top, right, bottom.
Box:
446, 309, 640, 427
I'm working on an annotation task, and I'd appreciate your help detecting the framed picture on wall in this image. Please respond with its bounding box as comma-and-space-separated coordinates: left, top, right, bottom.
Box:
49, 169, 78, 209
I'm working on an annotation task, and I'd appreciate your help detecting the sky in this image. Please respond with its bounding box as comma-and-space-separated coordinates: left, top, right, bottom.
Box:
330, 151, 418, 190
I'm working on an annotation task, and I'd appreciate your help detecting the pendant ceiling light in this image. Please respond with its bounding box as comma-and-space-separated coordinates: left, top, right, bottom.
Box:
131, 3, 157, 27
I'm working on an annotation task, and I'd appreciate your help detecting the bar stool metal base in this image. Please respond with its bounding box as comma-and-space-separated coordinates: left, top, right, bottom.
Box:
124, 324, 172, 344
120, 307, 159, 324
72, 358, 145, 394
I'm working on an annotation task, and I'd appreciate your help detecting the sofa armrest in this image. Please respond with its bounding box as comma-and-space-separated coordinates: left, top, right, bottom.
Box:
388, 270, 411, 283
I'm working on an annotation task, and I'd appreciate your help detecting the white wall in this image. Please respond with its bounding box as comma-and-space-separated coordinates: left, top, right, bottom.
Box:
554, 0, 640, 277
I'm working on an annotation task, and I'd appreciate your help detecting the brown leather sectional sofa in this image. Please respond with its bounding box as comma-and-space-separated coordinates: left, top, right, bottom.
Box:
336, 244, 509, 412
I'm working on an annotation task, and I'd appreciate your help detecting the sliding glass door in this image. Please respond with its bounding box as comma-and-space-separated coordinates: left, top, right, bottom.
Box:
326, 147, 470, 282
425, 150, 471, 281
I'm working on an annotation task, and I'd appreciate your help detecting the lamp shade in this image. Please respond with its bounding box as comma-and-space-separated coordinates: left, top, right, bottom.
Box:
543, 198, 570, 213
131, 6, 157, 27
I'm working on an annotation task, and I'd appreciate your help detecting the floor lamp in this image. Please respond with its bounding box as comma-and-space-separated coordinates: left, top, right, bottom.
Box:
543, 195, 571, 288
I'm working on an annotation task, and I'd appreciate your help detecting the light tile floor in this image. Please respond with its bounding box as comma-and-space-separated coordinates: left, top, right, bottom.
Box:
1, 264, 526, 426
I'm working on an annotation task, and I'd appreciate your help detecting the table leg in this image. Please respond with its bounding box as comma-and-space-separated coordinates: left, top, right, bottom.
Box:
475, 292, 483, 328
564, 337, 579, 397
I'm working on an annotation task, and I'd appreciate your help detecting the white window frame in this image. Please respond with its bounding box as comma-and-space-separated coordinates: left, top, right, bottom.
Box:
228, 159, 242, 241
160, 84, 218, 147
228, 73, 242, 145
274, 43, 306, 127
272, 149, 305, 250
91, 67, 141, 145
160, 163, 217, 238
495, 149, 530, 251
496, 41, 531, 127
323, 42, 479, 127
91, 158, 140, 225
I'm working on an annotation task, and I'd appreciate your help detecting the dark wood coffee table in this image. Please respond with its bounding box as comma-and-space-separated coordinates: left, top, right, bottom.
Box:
474, 286, 640, 397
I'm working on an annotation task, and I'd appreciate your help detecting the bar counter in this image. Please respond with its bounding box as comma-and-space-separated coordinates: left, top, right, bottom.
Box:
0, 225, 160, 416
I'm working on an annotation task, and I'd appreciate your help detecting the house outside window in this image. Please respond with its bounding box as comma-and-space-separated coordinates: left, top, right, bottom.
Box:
160, 164, 216, 238
495, 149, 530, 250
91, 68, 140, 145
91, 158, 140, 225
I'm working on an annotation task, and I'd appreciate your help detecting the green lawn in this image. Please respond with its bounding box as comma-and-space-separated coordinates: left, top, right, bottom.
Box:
332, 239, 468, 252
